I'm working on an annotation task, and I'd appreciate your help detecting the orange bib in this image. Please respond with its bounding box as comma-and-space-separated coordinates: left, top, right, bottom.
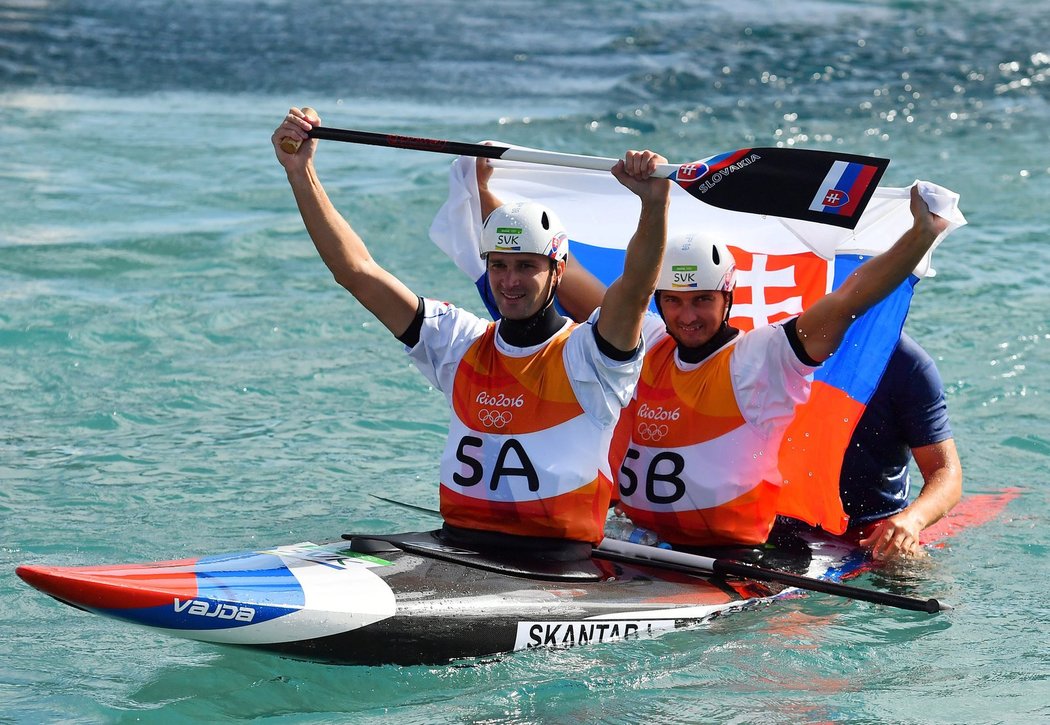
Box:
615, 335, 781, 546
440, 324, 614, 544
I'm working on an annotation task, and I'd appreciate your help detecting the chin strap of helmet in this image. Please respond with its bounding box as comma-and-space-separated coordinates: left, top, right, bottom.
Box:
722, 289, 734, 324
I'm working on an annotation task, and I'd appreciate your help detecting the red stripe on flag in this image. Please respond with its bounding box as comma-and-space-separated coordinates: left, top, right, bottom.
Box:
777, 381, 860, 534
836, 164, 878, 218
920, 488, 1020, 545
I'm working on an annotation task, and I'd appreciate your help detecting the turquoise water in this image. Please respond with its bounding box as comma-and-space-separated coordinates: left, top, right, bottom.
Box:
2, 1, 1048, 722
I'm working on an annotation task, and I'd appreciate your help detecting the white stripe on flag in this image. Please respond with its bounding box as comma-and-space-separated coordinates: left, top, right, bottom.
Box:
808, 160, 849, 212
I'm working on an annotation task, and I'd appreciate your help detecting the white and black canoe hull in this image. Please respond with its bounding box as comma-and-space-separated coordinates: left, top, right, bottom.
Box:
17, 529, 860, 666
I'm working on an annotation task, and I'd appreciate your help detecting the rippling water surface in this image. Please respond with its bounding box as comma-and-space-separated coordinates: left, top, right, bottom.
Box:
2, 1, 1048, 722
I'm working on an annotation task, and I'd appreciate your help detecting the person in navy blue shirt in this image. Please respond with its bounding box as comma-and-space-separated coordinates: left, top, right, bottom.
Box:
840, 332, 963, 559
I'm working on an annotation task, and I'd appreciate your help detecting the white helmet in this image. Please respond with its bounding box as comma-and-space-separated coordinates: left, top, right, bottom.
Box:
480, 201, 569, 262
656, 233, 736, 292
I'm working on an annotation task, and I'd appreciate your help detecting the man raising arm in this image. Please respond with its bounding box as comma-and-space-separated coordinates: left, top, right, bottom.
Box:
273, 108, 669, 552
556, 184, 951, 548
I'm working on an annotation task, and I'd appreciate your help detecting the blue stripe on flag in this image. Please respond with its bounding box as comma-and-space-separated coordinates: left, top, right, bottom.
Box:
571, 239, 630, 286
474, 275, 500, 319
825, 162, 863, 214
816, 254, 916, 402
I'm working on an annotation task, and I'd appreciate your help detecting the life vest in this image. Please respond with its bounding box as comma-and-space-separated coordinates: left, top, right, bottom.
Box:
614, 334, 784, 547
440, 324, 615, 544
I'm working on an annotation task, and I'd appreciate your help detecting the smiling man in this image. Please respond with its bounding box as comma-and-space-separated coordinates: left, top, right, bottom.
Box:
273, 108, 668, 556
561, 188, 950, 549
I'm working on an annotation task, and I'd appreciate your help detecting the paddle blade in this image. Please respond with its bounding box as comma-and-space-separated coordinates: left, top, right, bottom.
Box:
668, 148, 889, 230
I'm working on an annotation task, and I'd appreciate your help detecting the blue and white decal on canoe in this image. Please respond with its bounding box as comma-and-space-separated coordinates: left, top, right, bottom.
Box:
181, 543, 398, 645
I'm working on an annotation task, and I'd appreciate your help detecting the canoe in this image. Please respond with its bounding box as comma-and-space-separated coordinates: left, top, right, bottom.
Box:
16, 491, 1015, 666
12, 527, 876, 666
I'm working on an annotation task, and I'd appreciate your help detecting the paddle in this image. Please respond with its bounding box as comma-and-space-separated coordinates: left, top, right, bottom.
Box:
279, 114, 889, 229
368, 494, 948, 613
595, 538, 950, 614
370, 493, 443, 518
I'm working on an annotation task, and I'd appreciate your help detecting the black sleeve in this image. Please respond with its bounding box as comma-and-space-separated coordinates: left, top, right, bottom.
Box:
396, 296, 426, 348
782, 317, 822, 367
592, 323, 639, 362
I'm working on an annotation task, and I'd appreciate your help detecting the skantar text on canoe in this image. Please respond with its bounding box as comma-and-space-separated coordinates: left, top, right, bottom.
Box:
514, 620, 675, 650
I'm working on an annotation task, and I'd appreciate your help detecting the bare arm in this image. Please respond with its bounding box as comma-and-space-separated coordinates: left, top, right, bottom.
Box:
558, 254, 607, 323
909, 438, 964, 527
594, 150, 670, 352
859, 438, 963, 560
273, 108, 419, 337
476, 156, 501, 224
796, 186, 950, 362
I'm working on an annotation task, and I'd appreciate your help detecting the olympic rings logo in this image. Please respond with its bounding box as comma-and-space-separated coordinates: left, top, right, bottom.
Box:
636, 422, 669, 441
478, 409, 513, 429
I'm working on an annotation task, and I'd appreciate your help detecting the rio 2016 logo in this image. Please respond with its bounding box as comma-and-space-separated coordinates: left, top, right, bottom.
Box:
476, 391, 525, 408
670, 264, 698, 289
495, 226, 522, 250
637, 403, 680, 422
636, 422, 669, 441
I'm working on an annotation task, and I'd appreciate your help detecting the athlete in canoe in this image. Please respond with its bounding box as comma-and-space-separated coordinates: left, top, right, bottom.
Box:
273, 108, 668, 557
543, 171, 951, 549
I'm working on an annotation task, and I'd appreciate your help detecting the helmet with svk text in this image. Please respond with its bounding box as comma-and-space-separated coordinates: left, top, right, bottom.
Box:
480, 201, 569, 262
656, 232, 737, 293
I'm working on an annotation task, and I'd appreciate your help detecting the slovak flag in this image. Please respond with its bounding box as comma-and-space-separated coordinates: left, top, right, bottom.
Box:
429, 148, 966, 533
808, 160, 882, 219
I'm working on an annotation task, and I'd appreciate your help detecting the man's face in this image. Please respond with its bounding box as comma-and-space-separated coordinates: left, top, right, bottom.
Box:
658, 289, 728, 348
486, 252, 559, 320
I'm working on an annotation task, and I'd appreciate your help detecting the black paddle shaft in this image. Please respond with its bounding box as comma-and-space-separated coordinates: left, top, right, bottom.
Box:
310, 127, 508, 159
593, 548, 946, 614
306, 125, 890, 230
713, 558, 945, 614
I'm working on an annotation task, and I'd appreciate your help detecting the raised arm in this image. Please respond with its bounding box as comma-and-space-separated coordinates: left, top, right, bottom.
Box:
593, 150, 671, 352
273, 108, 419, 337
476, 156, 502, 224
796, 186, 950, 363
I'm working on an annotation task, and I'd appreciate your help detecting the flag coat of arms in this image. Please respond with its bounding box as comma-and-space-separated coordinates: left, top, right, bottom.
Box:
429, 147, 966, 534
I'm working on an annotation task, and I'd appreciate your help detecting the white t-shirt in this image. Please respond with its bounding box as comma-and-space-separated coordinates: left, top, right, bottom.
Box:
408, 299, 644, 427
639, 312, 815, 444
